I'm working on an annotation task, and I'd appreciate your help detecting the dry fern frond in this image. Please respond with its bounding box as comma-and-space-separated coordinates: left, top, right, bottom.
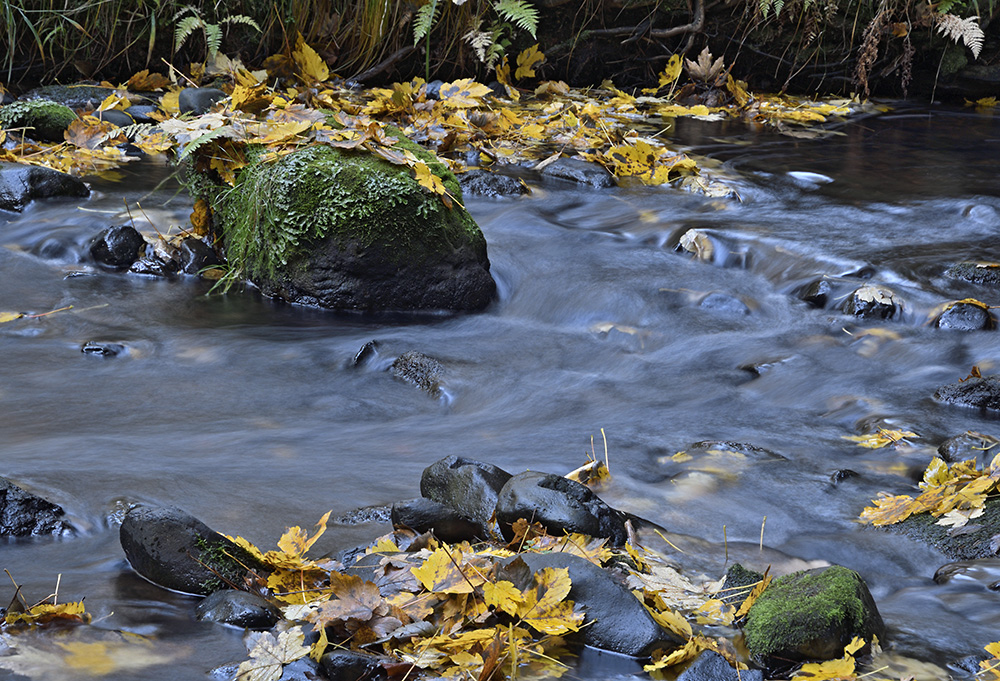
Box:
685, 47, 726, 83
936, 13, 984, 59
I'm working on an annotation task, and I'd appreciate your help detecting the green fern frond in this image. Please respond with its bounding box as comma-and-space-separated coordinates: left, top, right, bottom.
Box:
174, 15, 204, 52
204, 23, 223, 60
413, 1, 440, 45
219, 15, 261, 33
936, 0, 960, 13
179, 126, 234, 161
495, 0, 539, 38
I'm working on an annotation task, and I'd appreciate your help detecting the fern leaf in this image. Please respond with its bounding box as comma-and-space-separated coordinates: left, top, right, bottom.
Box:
174, 15, 204, 52
220, 15, 261, 33
413, 1, 440, 45
204, 23, 223, 61
178, 126, 234, 161
495, 0, 538, 38
98, 122, 153, 145
936, 0, 959, 13
936, 13, 984, 59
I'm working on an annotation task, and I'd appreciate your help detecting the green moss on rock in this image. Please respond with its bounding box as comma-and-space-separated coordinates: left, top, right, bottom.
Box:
209, 133, 482, 282
744, 565, 885, 664
0, 100, 78, 142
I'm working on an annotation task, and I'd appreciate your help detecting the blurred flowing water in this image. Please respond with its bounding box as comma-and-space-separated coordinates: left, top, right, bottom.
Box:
2, 104, 1000, 679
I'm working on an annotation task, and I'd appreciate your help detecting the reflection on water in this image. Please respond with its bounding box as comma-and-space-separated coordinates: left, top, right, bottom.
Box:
2, 105, 1000, 679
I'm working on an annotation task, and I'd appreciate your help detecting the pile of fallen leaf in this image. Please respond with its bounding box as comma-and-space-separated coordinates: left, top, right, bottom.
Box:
1, 36, 877, 208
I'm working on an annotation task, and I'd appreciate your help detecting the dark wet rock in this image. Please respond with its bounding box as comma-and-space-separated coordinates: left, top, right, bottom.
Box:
81, 341, 127, 357
89, 224, 146, 269
196, 590, 281, 629
699, 292, 750, 315
391, 498, 485, 543
0, 91, 13, 105
890, 497, 1000, 559
390, 351, 443, 395
843, 284, 899, 319
495, 471, 629, 545
0, 162, 90, 212
744, 565, 886, 666
0, 476, 73, 537
938, 431, 999, 464
719, 563, 764, 611
946, 262, 1000, 287
540, 158, 616, 188
420, 455, 512, 530
739, 356, 792, 377
276, 656, 325, 681
123, 104, 159, 123
830, 469, 859, 484
504, 552, 676, 656
119, 505, 266, 596
935, 302, 994, 331
320, 649, 388, 681
934, 376, 1000, 411
678, 650, 764, 681
94, 109, 135, 128
352, 340, 379, 367
201, 135, 495, 312
334, 503, 392, 525
179, 87, 227, 115
458, 169, 528, 198
175, 237, 222, 274
933, 559, 1000, 588
129, 255, 178, 277
797, 278, 835, 308
0, 100, 79, 142
22, 85, 115, 110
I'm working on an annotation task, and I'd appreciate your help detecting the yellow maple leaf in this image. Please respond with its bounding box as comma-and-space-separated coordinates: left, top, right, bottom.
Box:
643, 637, 708, 672
982, 641, 1000, 680
411, 546, 482, 593
438, 78, 493, 108
126, 69, 171, 91
483, 580, 524, 616
277, 510, 331, 557
495, 56, 520, 101
793, 637, 864, 680
413, 161, 446, 197
644, 54, 684, 94
517, 567, 584, 635
859, 492, 917, 526
97, 91, 130, 112
515, 44, 545, 80
645, 602, 692, 639
842, 429, 917, 449
292, 33, 329, 83
734, 572, 772, 619
5, 600, 90, 627
231, 82, 273, 114
0, 312, 24, 323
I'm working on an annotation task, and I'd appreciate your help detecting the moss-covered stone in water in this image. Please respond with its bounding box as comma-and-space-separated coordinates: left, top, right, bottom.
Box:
199, 126, 495, 311
744, 565, 885, 664
0, 100, 78, 142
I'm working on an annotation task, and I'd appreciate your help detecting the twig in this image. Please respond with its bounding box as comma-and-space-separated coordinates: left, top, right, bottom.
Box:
352, 46, 418, 83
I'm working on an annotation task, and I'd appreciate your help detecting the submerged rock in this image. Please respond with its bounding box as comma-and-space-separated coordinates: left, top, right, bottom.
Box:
458, 169, 529, 198
390, 351, 443, 395
89, 225, 146, 269
744, 565, 886, 667
935, 301, 994, 331
321, 649, 388, 681
504, 552, 676, 656
539, 158, 616, 188
200, 130, 495, 312
81, 341, 127, 357
175, 237, 222, 275
0, 100, 79, 142
196, 590, 281, 629
796, 278, 835, 308
678, 650, 764, 681
934, 376, 1000, 411
495, 471, 629, 545
119, 505, 265, 596
699, 292, 750, 316
938, 431, 1000, 464
0, 162, 90, 212
420, 455, 512, 530
945, 262, 1000, 288
0, 477, 73, 537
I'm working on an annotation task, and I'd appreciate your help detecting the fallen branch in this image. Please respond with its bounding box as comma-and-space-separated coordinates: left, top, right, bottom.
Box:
353, 46, 419, 83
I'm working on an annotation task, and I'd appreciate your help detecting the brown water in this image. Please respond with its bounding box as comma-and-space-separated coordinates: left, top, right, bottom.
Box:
2, 104, 1000, 679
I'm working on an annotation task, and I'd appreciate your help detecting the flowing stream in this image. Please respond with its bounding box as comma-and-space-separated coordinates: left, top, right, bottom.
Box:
2, 104, 1000, 679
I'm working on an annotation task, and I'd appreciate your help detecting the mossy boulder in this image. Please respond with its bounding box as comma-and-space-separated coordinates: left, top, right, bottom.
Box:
202, 132, 496, 312
744, 566, 886, 667
0, 100, 78, 142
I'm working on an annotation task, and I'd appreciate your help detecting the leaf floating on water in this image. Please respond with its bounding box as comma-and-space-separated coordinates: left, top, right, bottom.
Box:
679, 229, 713, 261
0, 312, 24, 323
842, 429, 917, 449
792, 636, 864, 680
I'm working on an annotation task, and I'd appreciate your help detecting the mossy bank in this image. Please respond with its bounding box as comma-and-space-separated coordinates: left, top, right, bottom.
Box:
194, 130, 496, 312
